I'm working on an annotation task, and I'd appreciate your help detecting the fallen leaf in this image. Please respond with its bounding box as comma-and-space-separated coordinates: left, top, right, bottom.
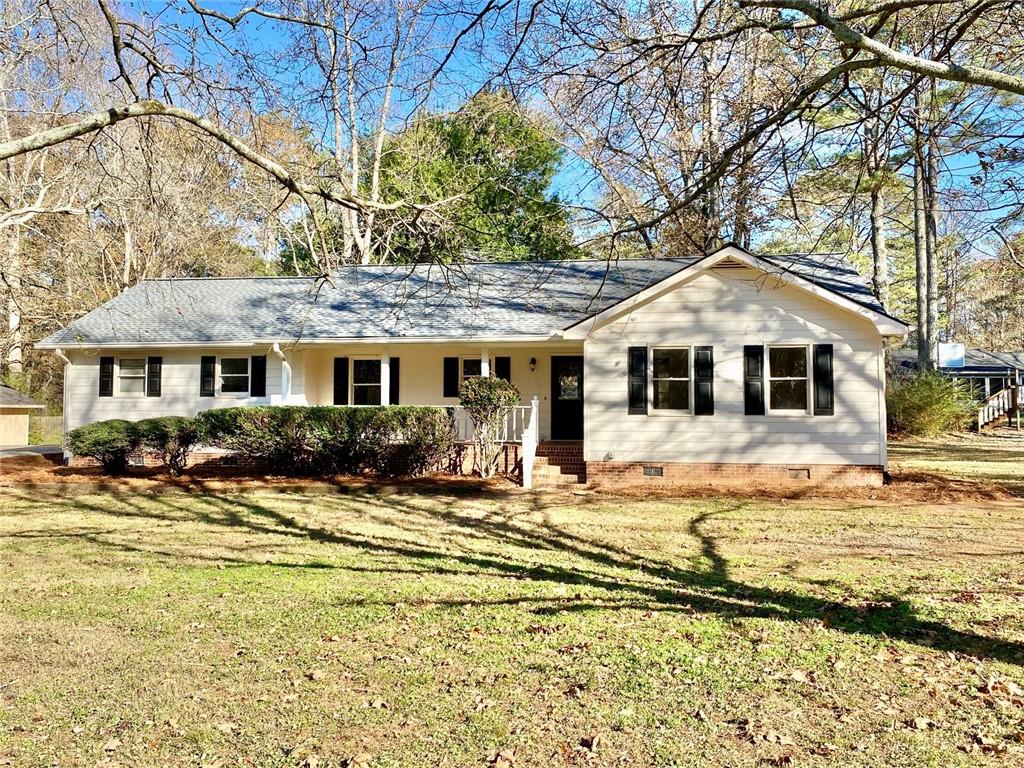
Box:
306, 670, 325, 681
103, 738, 122, 753
488, 747, 516, 767
579, 733, 604, 752
342, 754, 372, 768
908, 717, 935, 731
214, 721, 237, 735
788, 669, 814, 684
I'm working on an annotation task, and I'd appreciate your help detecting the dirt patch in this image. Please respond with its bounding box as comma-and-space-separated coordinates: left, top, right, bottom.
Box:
0, 456, 515, 495
587, 470, 1018, 504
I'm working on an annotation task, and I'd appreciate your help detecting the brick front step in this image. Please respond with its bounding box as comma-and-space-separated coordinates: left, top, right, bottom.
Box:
533, 441, 586, 488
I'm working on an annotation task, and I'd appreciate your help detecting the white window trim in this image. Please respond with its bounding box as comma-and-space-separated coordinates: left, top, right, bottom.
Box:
350, 356, 383, 407
116, 357, 147, 398
765, 344, 812, 415
647, 344, 693, 415
218, 356, 251, 398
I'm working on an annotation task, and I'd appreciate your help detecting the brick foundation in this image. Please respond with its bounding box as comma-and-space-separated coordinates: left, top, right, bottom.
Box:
584, 461, 884, 488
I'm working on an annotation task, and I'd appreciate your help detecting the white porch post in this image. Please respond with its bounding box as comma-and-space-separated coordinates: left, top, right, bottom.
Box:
480, 348, 490, 377
521, 395, 540, 489
380, 351, 390, 405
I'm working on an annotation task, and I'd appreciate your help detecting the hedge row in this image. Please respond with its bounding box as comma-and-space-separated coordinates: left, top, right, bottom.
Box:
66, 406, 457, 476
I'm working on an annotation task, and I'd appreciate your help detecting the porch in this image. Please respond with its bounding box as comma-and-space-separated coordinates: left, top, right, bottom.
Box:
292, 343, 585, 442
289, 343, 586, 488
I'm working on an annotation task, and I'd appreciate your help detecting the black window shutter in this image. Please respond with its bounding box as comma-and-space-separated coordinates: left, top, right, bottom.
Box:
200, 356, 216, 397
813, 344, 835, 416
333, 357, 349, 405
99, 356, 114, 397
495, 356, 511, 382
743, 345, 765, 415
443, 356, 459, 397
146, 356, 162, 397
627, 346, 648, 415
389, 357, 400, 404
694, 346, 714, 415
250, 355, 267, 398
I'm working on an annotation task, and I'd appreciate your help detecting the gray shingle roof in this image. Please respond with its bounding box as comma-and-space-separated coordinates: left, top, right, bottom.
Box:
37, 251, 888, 347
0, 385, 43, 408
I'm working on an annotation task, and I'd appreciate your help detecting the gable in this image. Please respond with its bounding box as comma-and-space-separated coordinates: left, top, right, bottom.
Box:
588, 265, 882, 344
562, 246, 908, 340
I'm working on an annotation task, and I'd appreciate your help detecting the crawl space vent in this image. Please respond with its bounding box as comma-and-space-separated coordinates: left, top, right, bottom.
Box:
643, 466, 664, 477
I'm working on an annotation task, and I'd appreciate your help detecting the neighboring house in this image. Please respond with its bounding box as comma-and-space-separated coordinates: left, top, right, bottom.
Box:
893, 347, 1024, 398
37, 245, 908, 487
0, 385, 44, 447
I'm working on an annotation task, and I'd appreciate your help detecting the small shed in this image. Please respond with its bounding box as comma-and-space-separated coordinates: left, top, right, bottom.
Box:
0, 385, 45, 446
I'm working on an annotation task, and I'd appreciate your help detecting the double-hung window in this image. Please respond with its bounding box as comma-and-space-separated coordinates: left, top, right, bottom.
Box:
352, 359, 382, 405
462, 358, 484, 381
651, 347, 690, 411
220, 357, 250, 394
767, 346, 809, 411
118, 358, 146, 395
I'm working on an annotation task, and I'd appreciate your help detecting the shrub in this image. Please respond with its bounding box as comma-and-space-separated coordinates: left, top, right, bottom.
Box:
347, 406, 457, 476
196, 405, 455, 476
887, 371, 977, 437
459, 376, 520, 478
135, 416, 200, 476
66, 419, 140, 474
196, 406, 337, 474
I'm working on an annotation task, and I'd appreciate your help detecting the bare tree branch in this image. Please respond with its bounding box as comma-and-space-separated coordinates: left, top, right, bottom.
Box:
745, 0, 1024, 95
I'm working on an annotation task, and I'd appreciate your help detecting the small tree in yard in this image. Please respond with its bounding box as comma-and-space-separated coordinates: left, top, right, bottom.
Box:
135, 416, 201, 476
459, 376, 520, 479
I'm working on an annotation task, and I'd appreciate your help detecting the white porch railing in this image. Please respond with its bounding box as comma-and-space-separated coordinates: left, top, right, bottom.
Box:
978, 385, 1017, 429
449, 397, 541, 487
451, 403, 535, 443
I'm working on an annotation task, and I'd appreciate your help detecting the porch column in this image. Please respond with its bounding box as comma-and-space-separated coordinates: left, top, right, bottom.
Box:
380, 351, 390, 405
480, 348, 490, 377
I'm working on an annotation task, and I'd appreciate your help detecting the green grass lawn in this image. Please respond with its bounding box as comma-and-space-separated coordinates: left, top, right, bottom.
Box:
2, 438, 1024, 766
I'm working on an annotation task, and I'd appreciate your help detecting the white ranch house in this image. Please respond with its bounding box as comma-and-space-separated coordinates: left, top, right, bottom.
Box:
38, 245, 908, 488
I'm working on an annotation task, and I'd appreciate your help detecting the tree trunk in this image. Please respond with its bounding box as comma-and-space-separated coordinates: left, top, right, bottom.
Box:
701, 50, 722, 250
5, 228, 22, 376
869, 185, 889, 309
925, 82, 940, 364
912, 113, 930, 369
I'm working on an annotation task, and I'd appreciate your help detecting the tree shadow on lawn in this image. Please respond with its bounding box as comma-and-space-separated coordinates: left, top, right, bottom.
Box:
6, 486, 1024, 667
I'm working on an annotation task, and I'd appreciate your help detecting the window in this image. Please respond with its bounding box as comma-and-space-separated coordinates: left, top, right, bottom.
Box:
651, 348, 690, 411
220, 357, 250, 394
768, 346, 809, 411
462, 358, 483, 380
118, 358, 146, 395
352, 359, 382, 405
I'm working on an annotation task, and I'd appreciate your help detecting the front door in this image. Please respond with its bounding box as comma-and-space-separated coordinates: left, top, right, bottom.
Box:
550, 355, 584, 440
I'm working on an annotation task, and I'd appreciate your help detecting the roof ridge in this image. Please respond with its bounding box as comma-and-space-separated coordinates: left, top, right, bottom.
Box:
134, 252, 850, 283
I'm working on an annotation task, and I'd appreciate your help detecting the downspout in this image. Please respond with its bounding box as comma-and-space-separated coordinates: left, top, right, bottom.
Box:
272, 343, 290, 405
54, 348, 72, 461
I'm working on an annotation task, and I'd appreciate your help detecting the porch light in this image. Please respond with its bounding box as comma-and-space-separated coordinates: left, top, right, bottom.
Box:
529, 357, 537, 372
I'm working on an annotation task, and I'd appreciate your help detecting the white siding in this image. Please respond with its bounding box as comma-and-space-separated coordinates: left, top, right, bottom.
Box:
64, 343, 581, 441
64, 348, 284, 431
583, 266, 887, 466
303, 344, 574, 441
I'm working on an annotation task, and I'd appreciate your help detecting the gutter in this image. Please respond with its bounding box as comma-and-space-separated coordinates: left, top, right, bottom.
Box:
34, 334, 575, 350
53, 348, 72, 460
271, 343, 290, 404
